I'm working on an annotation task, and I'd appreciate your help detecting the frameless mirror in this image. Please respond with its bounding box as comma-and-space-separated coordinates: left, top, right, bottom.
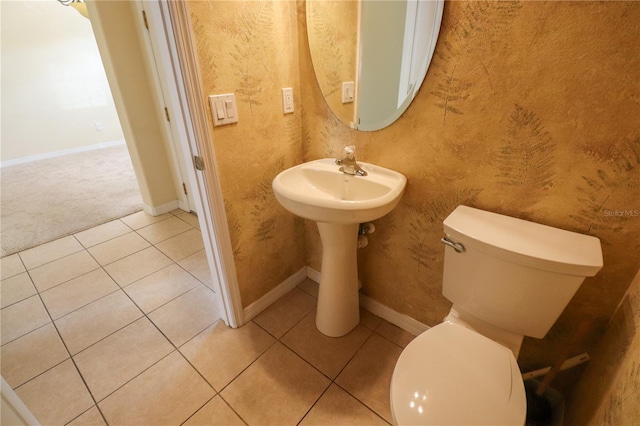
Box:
307, 0, 444, 131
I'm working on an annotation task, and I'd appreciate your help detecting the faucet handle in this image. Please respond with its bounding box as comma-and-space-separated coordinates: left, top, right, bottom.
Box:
336, 145, 355, 165
343, 145, 356, 159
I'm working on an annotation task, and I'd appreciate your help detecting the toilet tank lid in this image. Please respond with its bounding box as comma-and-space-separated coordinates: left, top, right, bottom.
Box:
443, 206, 603, 276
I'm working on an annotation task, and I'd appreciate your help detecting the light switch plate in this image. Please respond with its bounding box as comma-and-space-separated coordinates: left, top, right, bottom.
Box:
209, 93, 239, 126
342, 81, 355, 104
282, 88, 294, 114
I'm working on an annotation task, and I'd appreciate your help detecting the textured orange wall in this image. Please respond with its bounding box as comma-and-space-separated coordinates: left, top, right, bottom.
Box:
188, 0, 640, 379
187, 0, 306, 306
299, 0, 640, 373
566, 268, 640, 424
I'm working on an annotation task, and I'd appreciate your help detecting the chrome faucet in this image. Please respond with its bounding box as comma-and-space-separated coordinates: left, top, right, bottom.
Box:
335, 146, 367, 176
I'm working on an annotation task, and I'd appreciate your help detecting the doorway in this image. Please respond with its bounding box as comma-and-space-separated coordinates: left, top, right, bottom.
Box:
0, 0, 145, 256
86, 0, 243, 328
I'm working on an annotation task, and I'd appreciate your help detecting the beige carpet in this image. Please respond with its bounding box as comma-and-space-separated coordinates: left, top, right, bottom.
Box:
1, 144, 144, 257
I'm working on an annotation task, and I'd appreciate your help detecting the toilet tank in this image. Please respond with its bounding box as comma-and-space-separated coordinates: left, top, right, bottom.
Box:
442, 206, 603, 339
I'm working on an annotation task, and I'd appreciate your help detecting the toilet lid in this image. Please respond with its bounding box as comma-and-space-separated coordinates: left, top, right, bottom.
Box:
390, 323, 526, 425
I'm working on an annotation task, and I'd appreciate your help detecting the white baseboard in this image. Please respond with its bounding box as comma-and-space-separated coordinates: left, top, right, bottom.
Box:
306, 267, 321, 284
143, 201, 180, 216
359, 294, 429, 336
1, 139, 126, 168
243, 266, 308, 321
306, 267, 429, 336
177, 199, 190, 212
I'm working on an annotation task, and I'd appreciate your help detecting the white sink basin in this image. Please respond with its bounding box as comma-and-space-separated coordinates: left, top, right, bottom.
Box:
272, 158, 407, 337
272, 158, 407, 224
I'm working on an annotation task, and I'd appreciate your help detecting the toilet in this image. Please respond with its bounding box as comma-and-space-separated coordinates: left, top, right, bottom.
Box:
390, 205, 603, 425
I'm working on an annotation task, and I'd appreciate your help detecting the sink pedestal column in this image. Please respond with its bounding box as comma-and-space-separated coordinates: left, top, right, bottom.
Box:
316, 222, 360, 337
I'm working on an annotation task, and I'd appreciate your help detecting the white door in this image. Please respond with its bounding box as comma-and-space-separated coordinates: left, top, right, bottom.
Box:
134, 2, 196, 213
136, 0, 244, 328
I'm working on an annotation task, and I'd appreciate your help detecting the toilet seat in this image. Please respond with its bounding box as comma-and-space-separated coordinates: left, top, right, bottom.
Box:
390, 322, 526, 425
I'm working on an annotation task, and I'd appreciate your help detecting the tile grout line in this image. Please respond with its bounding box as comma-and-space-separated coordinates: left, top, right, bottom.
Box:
4, 210, 403, 425
1, 210, 209, 424
15, 256, 107, 425
68, 222, 220, 423
249, 308, 393, 425
2, 216, 210, 424
3, 212, 196, 307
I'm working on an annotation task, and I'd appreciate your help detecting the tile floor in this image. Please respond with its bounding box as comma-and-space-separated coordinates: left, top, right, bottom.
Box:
1, 210, 415, 425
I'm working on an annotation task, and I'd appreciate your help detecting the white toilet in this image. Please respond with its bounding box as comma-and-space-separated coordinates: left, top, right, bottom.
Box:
390, 205, 603, 425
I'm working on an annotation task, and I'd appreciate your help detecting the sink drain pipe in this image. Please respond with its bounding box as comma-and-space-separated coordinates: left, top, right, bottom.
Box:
358, 222, 375, 248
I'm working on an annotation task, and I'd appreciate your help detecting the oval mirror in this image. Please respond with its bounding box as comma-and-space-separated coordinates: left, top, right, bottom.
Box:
307, 0, 444, 131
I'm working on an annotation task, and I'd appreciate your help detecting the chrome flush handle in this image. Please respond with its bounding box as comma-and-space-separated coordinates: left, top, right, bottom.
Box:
441, 236, 465, 253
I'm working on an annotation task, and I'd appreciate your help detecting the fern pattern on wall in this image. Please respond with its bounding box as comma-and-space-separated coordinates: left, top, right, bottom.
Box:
407, 189, 482, 272
190, 13, 218, 94
431, 64, 472, 125
407, 207, 437, 272
230, 2, 274, 114
602, 352, 640, 425
283, 113, 301, 149
430, 1, 522, 124
224, 198, 243, 260
454, 1, 522, 40
570, 137, 640, 235
494, 104, 555, 208
245, 156, 285, 247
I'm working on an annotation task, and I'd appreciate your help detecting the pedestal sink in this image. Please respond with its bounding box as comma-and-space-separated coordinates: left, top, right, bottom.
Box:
272, 158, 407, 337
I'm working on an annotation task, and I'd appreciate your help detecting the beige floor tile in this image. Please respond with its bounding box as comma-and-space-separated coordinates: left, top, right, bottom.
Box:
123, 264, 200, 313
29, 251, 100, 292
335, 334, 403, 423
0, 295, 50, 345
18, 236, 83, 270
74, 317, 174, 401
1, 272, 37, 308
375, 320, 416, 348
74, 220, 132, 248
15, 359, 94, 426
156, 228, 204, 261
174, 210, 201, 228
282, 311, 372, 378
0, 254, 26, 279
120, 211, 171, 230
177, 249, 213, 287
67, 406, 106, 426
184, 395, 244, 426
221, 342, 330, 425
40, 269, 119, 319
300, 384, 389, 425
55, 290, 143, 355
0, 323, 69, 388
360, 307, 383, 331
87, 232, 150, 266
253, 287, 317, 338
99, 351, 215, 425
180, 321, 275, 391
148, 285, 220, 347
297, 278, 319, 298
136, 216, 192, 244
104, 246, 173, 287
